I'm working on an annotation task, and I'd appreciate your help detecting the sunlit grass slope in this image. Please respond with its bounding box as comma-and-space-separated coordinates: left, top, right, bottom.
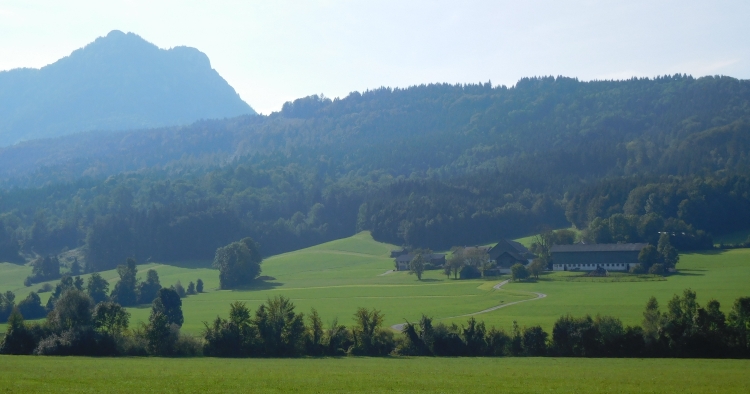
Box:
0, 356, 748, 393
128, 232, 531, 334
2, 231, 749, 337
443, 249, 750, 331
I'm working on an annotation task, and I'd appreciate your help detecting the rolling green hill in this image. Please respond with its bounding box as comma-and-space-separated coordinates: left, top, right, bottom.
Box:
3, 232, 749, 337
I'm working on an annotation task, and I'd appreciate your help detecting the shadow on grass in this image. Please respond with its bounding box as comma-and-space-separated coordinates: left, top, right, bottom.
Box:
229, 280, 284, 291
683, 249, 730, 256
671, 270, 705, 276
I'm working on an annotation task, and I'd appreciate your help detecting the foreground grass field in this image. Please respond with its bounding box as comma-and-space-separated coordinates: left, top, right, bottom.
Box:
0, 356, 748, 393
2, 232, 750, 336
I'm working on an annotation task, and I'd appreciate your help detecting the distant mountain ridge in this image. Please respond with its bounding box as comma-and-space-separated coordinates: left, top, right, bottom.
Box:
0, 30, 254, 146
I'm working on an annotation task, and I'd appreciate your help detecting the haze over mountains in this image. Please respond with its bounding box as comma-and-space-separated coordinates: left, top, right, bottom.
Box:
0, 30, 749, 270
0, 30, 254, 146
1, 73, 749, 269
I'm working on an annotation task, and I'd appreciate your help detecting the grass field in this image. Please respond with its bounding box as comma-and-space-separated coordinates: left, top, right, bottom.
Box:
2, 232, 750, 336
0, 356, 748, 393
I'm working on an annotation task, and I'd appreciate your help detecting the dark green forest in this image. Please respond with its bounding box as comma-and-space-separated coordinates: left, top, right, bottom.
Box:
1, 75, 749, 271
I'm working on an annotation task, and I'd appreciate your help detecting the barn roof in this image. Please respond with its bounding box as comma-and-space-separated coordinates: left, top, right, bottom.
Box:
550, 243, 648, 253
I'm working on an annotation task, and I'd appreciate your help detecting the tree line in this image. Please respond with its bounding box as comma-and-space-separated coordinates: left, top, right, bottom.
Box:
3, 285, 749, 359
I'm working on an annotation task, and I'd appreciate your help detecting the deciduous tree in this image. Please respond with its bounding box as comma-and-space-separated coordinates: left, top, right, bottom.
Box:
510, 263, 529, 282
86, 273, 110, 305
213, 237, 262, 289
152, 288, 183, 327
110, 258, 138, 306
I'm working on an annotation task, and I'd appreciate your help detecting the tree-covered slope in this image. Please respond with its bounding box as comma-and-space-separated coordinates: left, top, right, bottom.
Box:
0, 75, 748, 269
0, 30, 254, 146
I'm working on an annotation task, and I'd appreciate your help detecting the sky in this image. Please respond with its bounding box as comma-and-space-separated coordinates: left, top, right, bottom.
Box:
1, 0, 748, 114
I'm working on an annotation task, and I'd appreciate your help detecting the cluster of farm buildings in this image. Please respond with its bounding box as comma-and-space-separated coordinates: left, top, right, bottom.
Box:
392, 240, 648, 273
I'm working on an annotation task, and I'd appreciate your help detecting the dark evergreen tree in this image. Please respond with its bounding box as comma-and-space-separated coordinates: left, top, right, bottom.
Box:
136, 269, 161, 304
110, 258, 138, 307
151, 288, 183, 327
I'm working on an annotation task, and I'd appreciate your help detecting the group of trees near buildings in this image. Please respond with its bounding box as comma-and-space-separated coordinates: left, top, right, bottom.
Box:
0, 76, 747, 267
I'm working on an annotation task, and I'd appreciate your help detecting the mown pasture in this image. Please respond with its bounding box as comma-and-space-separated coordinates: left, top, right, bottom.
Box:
0, 356, 748, 393
2, 232, 750, 336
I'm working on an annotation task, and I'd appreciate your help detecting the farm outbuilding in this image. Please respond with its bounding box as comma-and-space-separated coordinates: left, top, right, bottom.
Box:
550, 243, 647, 271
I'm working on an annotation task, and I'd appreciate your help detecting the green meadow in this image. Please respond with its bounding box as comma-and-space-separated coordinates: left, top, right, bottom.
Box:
2, 231, 750, 336
0, 356, 748, 393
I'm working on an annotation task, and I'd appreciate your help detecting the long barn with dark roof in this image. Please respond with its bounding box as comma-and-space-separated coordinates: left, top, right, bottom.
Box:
551, 243, 647, 271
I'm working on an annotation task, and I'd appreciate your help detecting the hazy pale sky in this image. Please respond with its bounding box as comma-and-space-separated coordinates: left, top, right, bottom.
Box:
1, 0, 748, 114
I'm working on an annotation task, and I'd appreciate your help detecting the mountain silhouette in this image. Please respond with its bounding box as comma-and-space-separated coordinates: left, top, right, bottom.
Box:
0, 30, 254, 146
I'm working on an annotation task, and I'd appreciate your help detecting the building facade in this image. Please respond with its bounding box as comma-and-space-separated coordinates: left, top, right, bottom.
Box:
550, 243, 647, 271
395, 253, 446, 271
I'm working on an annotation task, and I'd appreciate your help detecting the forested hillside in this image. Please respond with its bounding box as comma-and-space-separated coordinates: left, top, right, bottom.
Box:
0, 30, 254, 146
0, 75, 748, 271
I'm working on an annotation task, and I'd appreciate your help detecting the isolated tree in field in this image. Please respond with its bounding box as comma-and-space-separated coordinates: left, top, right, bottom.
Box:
187, 281, 196, 295
213, 237, 262, 289
110, 258, 138, 306
173, 281, 186, 298
93, 301, 130, 337
528, 259, 546, 279
510, 263, 529, 282
86, 273, 110, 304
409, 253, 427, 280
137, 269, 161, 304
196, 279, 204, 293
152, 287, 183, 327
